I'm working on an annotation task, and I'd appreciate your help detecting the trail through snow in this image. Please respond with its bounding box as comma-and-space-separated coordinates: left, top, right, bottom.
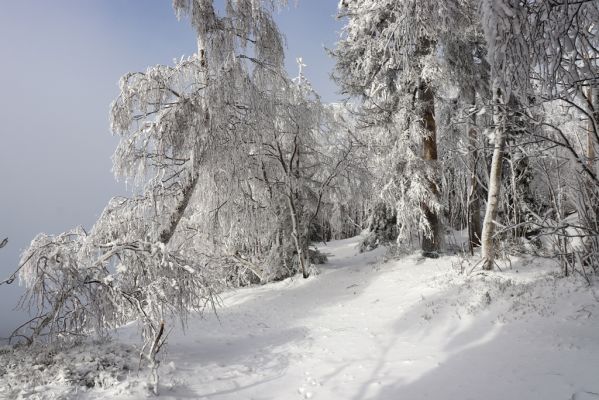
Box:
15, 236, 599, 400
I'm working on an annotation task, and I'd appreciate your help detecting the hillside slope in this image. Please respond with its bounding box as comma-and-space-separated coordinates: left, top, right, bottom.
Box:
123, 236, 599, 400
3, 236, 599, 399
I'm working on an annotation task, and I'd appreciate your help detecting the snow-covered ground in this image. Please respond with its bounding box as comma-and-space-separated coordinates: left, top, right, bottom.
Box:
3, 236, 599, 399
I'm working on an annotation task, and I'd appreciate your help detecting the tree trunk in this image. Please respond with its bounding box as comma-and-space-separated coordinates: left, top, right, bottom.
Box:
467, 88, 482, 251
419, 80, 441, 257
588, 86, 597, 170
157, 38, 207, 246
481, 89, 507, 270
585, 86, 599, 236
287, 192, 308, 278
158, 171, 200, 244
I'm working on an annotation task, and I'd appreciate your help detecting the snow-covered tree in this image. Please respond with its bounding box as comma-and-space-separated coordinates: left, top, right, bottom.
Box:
478, 0, 599, 270
12, 0, 333, 392
332, 0, 484, 256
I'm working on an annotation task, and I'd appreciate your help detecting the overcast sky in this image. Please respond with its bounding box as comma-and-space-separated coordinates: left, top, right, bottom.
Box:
0, 1, 343, 340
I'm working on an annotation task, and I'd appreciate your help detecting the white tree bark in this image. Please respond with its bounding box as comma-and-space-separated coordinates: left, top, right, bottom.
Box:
481, 90, 507, 270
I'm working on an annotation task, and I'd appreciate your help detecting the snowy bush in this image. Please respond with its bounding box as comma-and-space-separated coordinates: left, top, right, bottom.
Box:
0, 339, 139, 399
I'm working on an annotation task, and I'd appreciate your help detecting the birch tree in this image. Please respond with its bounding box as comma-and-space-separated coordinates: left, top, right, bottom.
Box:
478, 0, 599, 270
11, 0, 308, 392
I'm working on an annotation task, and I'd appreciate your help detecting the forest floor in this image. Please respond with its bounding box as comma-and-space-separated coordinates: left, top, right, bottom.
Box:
3, 235, 599, 399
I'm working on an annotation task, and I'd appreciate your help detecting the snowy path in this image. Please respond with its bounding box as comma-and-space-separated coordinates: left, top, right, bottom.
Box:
109, 236, 599, 400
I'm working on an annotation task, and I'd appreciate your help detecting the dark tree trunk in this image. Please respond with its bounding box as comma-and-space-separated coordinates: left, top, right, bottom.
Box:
419, 80, 441, 257
588, 86, 597, 169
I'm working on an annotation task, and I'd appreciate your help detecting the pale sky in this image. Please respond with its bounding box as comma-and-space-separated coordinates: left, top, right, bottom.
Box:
0, 1, 343, 340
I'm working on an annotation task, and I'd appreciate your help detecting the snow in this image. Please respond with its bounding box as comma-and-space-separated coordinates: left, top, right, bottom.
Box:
3, 235, 599, 399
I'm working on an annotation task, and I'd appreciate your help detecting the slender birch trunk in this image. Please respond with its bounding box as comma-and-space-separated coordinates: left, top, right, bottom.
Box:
481, 89, 507, 270
158, 171, 200, 244
157, 39, 207, 245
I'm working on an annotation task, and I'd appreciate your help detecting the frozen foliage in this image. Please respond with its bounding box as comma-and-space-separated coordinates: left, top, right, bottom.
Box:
481, 0, 599, 100
333, 0, 470, 105
314, 103, 372, 241
479, 0, 532, 98
476, 0, 599, 270
332, 0, 489, 254
15, 224, 220, 392
0, 339, 139, 399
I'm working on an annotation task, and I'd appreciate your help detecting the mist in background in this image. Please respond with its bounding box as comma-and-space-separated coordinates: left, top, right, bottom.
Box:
0, 1, 342, 340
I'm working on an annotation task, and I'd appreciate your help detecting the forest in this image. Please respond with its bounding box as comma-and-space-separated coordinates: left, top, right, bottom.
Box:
1, 0, 599, 399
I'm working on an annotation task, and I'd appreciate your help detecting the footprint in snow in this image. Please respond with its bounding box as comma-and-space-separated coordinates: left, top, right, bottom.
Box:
298, 372, 321, 398
298, 386, 314, 399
